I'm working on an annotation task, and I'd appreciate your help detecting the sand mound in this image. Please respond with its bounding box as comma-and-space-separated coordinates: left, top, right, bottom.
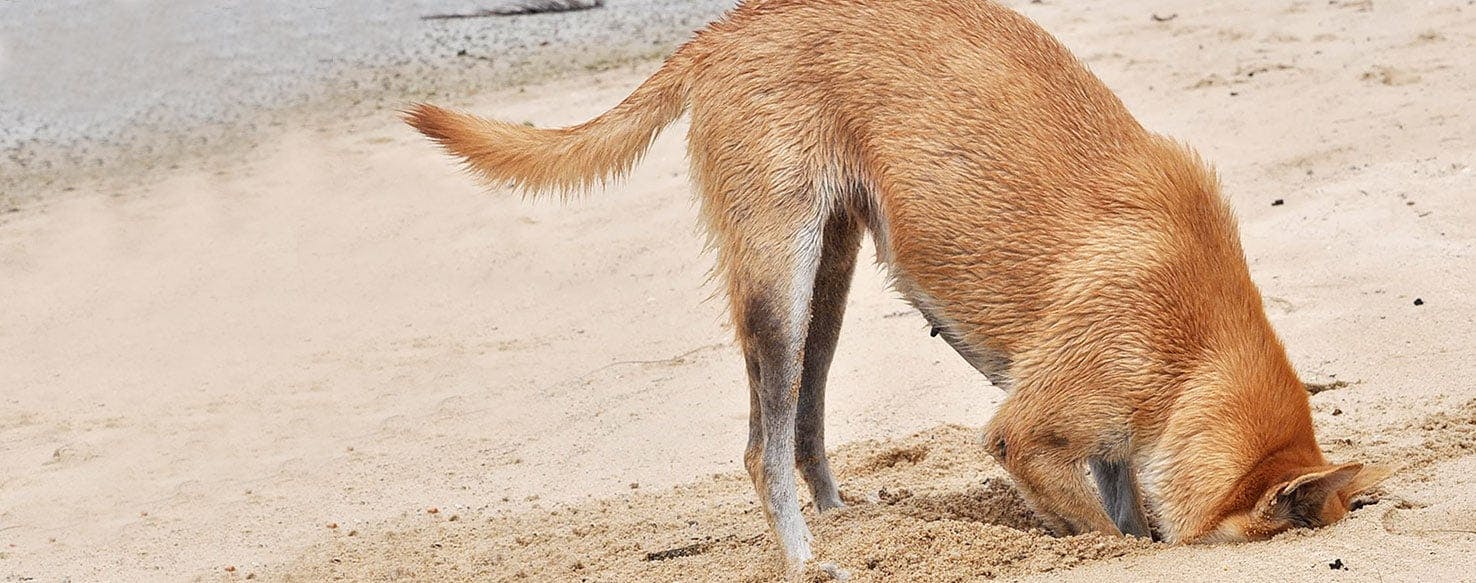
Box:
258, 400, 1476, 582
266, 425, 1158, 582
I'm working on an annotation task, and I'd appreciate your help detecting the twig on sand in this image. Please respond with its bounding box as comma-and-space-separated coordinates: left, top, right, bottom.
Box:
642, 534, 763, 561
643, 541, 713, 561
1305, 380, 1350, 395
422, 0, 605, 20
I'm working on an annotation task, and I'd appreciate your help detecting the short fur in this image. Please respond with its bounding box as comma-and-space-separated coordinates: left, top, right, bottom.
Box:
405, 0, 1388, 565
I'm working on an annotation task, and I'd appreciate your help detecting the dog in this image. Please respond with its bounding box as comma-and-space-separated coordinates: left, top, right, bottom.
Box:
405, 0, 1390, 565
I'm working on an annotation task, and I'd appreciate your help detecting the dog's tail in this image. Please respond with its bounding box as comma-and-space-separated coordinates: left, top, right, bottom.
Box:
403, 45, 698, 195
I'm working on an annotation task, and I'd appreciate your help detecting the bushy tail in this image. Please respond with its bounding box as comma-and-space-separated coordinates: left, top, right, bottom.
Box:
404, 51, 694, 195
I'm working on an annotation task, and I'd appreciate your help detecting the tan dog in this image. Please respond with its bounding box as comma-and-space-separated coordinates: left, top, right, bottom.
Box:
405, 0, 1389, 565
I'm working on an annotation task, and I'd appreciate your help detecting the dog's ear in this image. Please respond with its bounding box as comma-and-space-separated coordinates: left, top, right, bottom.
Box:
1282, 463, 1363, 497
1339, 463, 1394, 498
1257, 463, 1363, 525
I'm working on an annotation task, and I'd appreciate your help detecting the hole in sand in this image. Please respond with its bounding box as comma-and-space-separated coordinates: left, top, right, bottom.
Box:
858, 444, 930, 472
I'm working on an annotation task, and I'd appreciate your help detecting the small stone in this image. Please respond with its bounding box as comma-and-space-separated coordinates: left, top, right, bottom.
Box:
1271, 198, 1285, 206
1413, 298, 1425, 306
820, 562, 852, 581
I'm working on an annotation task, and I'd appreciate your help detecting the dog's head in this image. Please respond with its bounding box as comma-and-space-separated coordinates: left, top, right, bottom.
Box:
1198, 462, 1393, 542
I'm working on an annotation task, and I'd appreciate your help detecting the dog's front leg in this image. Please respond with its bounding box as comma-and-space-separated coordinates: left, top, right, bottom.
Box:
985, 396, 1122, 536
1088, 457, 1155, 539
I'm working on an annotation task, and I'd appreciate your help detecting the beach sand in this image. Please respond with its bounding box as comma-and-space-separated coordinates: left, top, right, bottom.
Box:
2, 0, 1474, 581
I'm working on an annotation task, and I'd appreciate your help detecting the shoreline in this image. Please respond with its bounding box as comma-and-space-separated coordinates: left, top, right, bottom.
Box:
1, 50, 674, 215
0, 0, 730, 211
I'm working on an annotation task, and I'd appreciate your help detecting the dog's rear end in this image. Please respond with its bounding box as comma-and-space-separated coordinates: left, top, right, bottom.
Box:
407, 0, 1387, 566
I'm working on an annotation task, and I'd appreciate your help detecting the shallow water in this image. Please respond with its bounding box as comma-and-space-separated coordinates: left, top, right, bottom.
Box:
0, 0, 731, 181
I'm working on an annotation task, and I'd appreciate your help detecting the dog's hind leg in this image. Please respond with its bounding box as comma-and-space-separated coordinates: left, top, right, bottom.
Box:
686, 73, 849, 563
702, 168, 834, 564
795, 209, 862, 512
731, 222, 826, 565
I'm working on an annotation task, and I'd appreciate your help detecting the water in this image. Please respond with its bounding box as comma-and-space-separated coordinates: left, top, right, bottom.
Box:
0, 0, 732, 184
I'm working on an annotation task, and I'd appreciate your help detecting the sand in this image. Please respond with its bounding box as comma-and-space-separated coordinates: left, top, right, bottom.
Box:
271, 426, 1160, 582
262, 402, 1476, 582
2, 0, 1474, 581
